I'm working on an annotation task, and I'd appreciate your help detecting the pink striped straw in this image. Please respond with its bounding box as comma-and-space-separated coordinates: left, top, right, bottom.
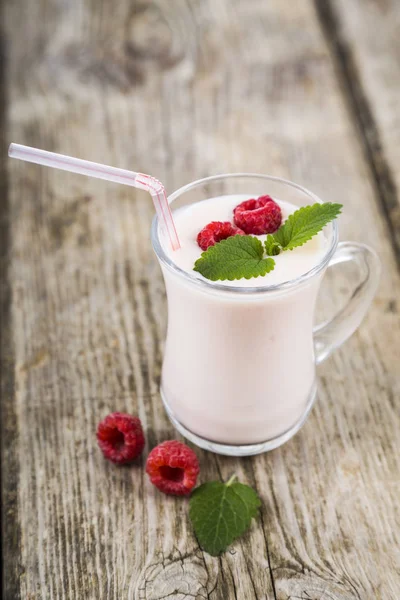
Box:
8, 143, 180, 251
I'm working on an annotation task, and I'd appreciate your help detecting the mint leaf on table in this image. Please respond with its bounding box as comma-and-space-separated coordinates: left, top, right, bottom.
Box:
265, 234, 281, 256
272, 202, 342, 251
193, 235, 275, 281
189, 476, 261, 556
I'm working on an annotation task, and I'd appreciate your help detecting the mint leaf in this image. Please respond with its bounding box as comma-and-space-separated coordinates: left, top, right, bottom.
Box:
193, 235, 275, 281
265, 234, 281, 256
273, 203, 342, 251
189, 476, 261, 556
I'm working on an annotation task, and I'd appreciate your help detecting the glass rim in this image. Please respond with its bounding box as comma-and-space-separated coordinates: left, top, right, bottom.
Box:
151, 173, 339, 295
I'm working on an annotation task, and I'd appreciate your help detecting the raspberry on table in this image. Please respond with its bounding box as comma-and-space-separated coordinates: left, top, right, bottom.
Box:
146, 440, 200, 496
97, 412, 145, 465
233, 195, 282, 235
197, 221, 245, 251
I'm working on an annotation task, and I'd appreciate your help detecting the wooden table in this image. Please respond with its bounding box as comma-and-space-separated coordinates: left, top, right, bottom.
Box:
1, 1, 399, 598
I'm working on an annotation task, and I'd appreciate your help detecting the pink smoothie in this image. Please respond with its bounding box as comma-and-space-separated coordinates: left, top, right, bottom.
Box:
159, 195, 328, 445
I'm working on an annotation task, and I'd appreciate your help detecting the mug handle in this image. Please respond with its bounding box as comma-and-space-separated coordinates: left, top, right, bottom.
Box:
314, 242, 381, 365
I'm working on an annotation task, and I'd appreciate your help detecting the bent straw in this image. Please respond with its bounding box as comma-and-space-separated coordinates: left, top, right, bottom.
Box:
8, 143, 180, 250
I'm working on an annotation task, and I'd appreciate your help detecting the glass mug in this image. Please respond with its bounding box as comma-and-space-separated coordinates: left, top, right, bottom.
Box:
151, 174, 380, 456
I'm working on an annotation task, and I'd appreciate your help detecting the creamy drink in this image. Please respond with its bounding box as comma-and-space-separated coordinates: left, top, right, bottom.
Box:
159, 195, 326, 446
166, 195, 327, 288
151, 174, 379, 455
6, 148, 378, 455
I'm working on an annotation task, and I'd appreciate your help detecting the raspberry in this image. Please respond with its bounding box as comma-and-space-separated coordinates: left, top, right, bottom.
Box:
233, 195, 282, 235
146, 440, 200, 496
97, 412, 145, 465
197, 221, 245, 251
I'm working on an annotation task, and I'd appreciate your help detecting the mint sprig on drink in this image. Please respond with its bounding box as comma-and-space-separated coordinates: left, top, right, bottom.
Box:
268, 202, 342, 254
264, 234, 282, 256
194, 202, 342, 281
193, 235, 275, 281
189, 475, 261, 556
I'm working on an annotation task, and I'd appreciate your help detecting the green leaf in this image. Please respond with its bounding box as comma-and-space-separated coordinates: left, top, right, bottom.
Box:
189, 477, 261, 556
273, 202, 342, 251
193, 235, 275, 281
265, 234, 281, 256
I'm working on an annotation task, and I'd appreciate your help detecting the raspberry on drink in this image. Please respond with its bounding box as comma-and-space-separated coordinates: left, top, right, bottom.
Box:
197, 221, 245, 251
97, 412, 145, 465
146, 440, 200, 496
233, 195, 282, 235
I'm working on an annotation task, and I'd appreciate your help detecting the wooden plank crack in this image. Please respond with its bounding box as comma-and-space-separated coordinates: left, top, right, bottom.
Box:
315, 0, 400, 267
0, 12, 21, 599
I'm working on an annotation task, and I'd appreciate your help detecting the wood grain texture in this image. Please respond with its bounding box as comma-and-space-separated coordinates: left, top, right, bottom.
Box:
316, 0, 400, 263
1, 0, 400, 598
0, 16, 21, 600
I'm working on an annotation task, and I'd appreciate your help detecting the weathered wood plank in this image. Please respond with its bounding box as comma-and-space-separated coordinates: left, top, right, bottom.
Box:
0, 18, 21, 600
2, 0, 400, 599
316, 0, 400, 262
